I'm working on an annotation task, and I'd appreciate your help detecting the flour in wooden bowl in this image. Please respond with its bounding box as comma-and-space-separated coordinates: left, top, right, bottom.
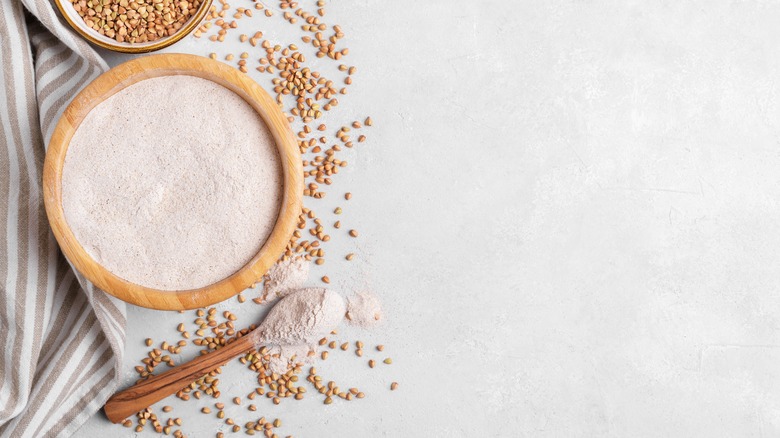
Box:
61, 75, 282, 291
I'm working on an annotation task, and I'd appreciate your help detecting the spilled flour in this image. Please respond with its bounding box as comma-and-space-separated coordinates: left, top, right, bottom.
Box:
262, 256, 310, 302
254, 257, 383, 373
346, 291, 383, 328
266, 344, 314, 375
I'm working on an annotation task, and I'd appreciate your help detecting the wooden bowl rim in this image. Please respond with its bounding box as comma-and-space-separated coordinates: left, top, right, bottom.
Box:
43, 54, 302, 310
53, 0, 213, 53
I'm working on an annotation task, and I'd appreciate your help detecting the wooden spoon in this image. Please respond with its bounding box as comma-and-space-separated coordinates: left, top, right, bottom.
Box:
104, 288, 344, 423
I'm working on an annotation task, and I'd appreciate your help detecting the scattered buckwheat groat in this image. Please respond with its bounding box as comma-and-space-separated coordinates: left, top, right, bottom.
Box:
121, 2, 396, 435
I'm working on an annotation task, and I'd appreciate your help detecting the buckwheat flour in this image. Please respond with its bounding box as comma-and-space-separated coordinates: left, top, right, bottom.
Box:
263, 256, 310, 301
61, 75, 282, 290
346, 290, 383, 328
254, 287, 345, 374
256, 288, 345, 346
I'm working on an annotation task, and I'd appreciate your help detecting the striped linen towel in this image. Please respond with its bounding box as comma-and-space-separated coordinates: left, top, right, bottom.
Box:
0, 0, 126, 437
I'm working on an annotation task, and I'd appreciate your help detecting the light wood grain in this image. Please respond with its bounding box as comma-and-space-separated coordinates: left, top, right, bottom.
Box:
104, 334, 255, 423
43, 54, 303, 310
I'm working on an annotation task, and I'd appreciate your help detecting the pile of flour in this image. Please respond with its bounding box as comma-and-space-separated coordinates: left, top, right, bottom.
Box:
262, 256, 310, 302
61, 75, 282, 291
256, 288, 345, 346
346, 290, 383, 328
253, 257, 384, 373
256, 287, 345, 374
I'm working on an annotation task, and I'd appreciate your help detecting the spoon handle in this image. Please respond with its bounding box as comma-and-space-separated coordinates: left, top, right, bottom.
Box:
104, 334, 256, 423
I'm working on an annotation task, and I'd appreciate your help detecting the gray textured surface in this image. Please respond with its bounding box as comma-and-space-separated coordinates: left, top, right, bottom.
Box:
75, 1, 780, 436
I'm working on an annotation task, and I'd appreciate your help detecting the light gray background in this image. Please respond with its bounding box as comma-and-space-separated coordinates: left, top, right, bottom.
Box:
74, 1, 780, 436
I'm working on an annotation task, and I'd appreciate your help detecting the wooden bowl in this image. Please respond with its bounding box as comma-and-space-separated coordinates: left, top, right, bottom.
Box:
43, 54, 302, 310
54, 0, 213, 53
